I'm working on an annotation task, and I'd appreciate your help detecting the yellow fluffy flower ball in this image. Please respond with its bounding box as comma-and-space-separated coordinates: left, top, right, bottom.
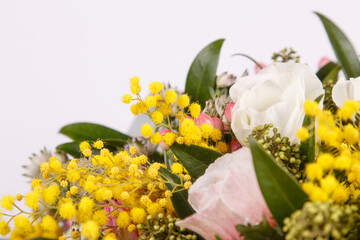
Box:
59, 202, 76, 220
81, 221, 100, 240
116, 211, 131, 228
165, 89, 177, 104
0, 219, 10, 236
1, 195, 14, 210
149, 81, 164, 94
41, 185, 60, 205
151, 111, 164, 124
41, 215, 58, 233
141, 123, 152, 138
189, 103, 201, 118
171, 163, 183, 174
177, 94, 190, 108
297, 127, 310, 141
122, 94, 132, 104
150, 132, 162, 144
130, 207, 147, 224
25, 191, 40, 211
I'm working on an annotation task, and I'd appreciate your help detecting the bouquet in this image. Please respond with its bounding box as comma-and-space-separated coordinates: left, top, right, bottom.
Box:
2, 12, 360, 240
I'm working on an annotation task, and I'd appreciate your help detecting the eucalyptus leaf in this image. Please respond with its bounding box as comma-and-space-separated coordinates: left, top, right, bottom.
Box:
170, 143, 223, 179
60, 122, 130, 142
159, 167, 195, 219
249, 138, 308, 227
185, 39, 225, 108
315, 12, 360, 79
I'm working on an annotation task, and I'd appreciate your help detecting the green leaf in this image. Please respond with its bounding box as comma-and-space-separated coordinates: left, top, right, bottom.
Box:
249, 138, 308, 228
170, 143, 223, 179
185, 39, 225, 108
214, 234, 222, 240
60, 122, 130, 142
159, 167, 195, 219
315, 12, 360, 79
300, 94, 324, 164
165, 150, 176, 169
236, 215, 284, 240
321, 64, 341, 85
316, 61, 341, 82
56, 139, 125, 158
56, 142, 82, 158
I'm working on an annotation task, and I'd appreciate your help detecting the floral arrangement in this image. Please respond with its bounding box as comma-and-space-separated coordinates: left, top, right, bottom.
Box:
2, 12, 360, 240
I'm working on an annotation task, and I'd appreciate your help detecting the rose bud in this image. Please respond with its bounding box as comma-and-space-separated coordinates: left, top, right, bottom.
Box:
216, 72, 237, 88
211, 117, 224, 131
195, 113, 214, 127
318, 56, 331, 69
225, 102, 235, 123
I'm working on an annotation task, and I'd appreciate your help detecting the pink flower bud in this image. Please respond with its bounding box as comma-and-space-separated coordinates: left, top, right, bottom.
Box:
195, 113, 214, 127
211, 117, 224, 131
229, 137, 242, 152
159, 129, 171, 151
223, 124, 229, 131
255, 62, 266, 73
225, 103, 235, 123
318, 57, 331, 69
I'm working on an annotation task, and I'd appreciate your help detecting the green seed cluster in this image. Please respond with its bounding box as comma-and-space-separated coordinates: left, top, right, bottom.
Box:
246, 124, 305, 181
283, 201, 360, 240
272, 47, 300, 63
137, 214, 198, 240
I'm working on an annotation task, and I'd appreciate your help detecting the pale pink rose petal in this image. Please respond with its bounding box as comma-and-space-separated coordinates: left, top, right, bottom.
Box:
177, 148, 276, 239
177, 198, 246, 240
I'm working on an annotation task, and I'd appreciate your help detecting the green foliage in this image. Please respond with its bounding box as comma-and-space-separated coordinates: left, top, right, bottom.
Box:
316, 12, 360, 79
236, 216, 284, 240
299, 95, 323, 165
249, 138, 308, 228
59, 122, 130, 141
56, 142, 83, 158
159, 167, 195, 219
185, 39, 225, 108
170, 143, 223, 179
316, 61, 341, 82
57, 122, 129, 157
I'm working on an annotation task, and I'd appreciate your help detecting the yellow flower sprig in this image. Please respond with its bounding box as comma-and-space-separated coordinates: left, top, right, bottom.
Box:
300, 100, 360, 203
0, 141, 194, 239
122, 77, 228, 153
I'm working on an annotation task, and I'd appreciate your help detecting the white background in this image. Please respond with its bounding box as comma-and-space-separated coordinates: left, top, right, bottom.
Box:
0, 1, 359, 197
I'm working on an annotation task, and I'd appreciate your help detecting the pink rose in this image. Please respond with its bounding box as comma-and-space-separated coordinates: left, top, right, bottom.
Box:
176, 148, 275, 240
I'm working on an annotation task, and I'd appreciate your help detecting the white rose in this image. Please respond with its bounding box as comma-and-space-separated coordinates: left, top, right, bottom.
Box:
332, 76, 360, 108
229, 62, 324, 145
